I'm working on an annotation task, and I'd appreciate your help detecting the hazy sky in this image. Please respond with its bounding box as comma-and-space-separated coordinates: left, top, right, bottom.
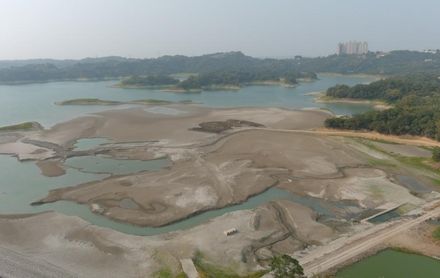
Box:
1, 0, 440, 60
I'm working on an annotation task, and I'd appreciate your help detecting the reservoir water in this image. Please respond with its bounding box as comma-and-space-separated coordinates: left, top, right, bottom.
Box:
0, 74, 376, 235
336, 249, 440, 278
0, 153, 360, 236
0, 74, 376, 127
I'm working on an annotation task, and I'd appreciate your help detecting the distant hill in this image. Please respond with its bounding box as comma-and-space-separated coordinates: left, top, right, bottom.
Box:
324, 74, 440, 140
297, 50, 440, 75
1, 50, 440, 83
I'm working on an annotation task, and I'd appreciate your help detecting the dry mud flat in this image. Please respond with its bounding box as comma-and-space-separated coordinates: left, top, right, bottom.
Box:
31, 106, 330, 147
0, 203, 331, 278
0, 106, 437, 276
0, 105, 329, 161
37, 129, 371, 227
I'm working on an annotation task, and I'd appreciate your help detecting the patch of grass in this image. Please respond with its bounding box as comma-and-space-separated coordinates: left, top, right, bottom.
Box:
433, 226, 440, 240
193, 252, 267, 278
358, 138, 440, 174
431, 178, 440, 186
395, 156, 432, 171
367, 158, 397, 168
356, 138, 387, 152
354, 139, 397, 168
368, 138, 400, 145
368, 184, 384, 199
397, 203, 417, 214
0, 122, 35, 131
59, 98, 121, 105
154, 267, 173, 278
153, 267, 187, 278
131, 99, 174, 105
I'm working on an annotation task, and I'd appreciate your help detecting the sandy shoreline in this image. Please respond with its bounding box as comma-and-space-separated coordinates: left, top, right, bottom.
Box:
314, 93, 393, 110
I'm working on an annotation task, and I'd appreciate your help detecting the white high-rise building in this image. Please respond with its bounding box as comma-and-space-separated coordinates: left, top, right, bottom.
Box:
337, 41, 368, 55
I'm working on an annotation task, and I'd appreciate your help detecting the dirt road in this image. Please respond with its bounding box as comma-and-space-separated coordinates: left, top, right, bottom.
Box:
252, 127, 440, 147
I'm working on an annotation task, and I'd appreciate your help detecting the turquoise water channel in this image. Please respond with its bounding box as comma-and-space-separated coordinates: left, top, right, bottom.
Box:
0, 153, 360, 235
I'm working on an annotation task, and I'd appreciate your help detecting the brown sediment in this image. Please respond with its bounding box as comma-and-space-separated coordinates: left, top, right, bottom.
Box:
2, 105, 438, 276
34, 128, 375, 227
36, 160, 66, 177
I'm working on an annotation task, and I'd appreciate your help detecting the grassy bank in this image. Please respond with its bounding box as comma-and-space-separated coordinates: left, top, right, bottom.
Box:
433, 226, 440, 241
0, 122, 38, 132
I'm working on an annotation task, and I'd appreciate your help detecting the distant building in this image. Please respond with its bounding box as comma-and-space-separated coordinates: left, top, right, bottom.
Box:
337, 41, 368, 55
423, 49, 439, 54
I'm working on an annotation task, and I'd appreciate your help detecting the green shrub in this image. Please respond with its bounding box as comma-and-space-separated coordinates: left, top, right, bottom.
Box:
432, 147, 440, 162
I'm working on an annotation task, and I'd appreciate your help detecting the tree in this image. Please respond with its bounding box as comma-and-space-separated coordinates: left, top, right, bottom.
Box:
432, 147, 440, 162
270, 254, 304, 278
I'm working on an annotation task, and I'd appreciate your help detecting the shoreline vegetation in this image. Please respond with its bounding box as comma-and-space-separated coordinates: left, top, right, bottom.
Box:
315, 93, 392, 110
56, 98, 195, 106
0, 122, 42, 132
324, 74, 440, 141
114, 70, 318, 92
2, 50, 440, 84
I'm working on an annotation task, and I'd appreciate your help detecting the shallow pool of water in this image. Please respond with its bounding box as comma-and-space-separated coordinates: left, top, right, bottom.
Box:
368, 208, 402, 224
336, 249, 440, 278
73, 138, 111, 151
40, 187, 358, 236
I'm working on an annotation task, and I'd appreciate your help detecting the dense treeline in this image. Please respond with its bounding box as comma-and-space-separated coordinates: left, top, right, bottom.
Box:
298, 50, 440, 75
0, 52, 310, 83
325, 75, 440, 140
326, 74, 440, 102
120, 75, 179, 86
177, 70, 317, 90
1, 50, 440, 83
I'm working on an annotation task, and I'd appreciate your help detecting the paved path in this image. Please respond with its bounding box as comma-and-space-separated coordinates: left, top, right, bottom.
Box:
180, 259, 199, 278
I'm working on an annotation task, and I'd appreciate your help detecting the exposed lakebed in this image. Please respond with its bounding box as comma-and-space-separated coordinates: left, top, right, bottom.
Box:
0, 74, 378, 235
0, 152, 363, 235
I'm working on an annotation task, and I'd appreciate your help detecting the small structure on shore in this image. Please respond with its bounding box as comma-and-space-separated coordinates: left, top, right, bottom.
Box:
224, 228, 238, 236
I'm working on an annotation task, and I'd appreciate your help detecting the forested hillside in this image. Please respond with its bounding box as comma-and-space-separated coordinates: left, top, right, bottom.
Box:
1, 50, 440, 83
326, 74, 440, 102
324, 74, 440, 139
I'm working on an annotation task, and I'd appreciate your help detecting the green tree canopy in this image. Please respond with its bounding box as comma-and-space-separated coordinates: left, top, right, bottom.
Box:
432, 147, 440, 162
270, 255, 304, 278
